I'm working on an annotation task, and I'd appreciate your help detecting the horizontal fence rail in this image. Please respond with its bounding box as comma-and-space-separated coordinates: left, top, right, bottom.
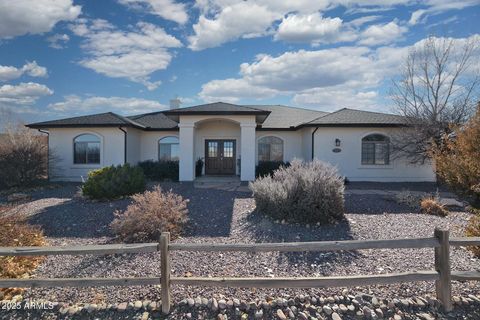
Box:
169, 237, 441, 252
0, 230, 479, 314
0, 243, 159, 256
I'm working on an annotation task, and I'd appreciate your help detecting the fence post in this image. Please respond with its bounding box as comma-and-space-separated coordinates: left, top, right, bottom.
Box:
160, 232, 171, 314
434, 228, 452, 312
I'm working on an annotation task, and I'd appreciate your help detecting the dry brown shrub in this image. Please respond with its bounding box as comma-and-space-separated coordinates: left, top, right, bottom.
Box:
0, 216, 46, 298
110, 186, 189, 242
0, 125, 49, 190
420, 198, 448, 217
465, 212, 480, 258
432, 105, 480, 206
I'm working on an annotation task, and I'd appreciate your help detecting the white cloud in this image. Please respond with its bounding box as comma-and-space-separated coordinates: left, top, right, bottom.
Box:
0, 82, 53, 106
239, 47, 379, 92
48, 95, 167, 115
0, 0, 81, 39
274, 13, 356, 45
0, 61, 47, 82
188, 2, 280, 51
409, 0, 479, 25
70, 19, 182, 90
358, 21, 408, 46
199, 78, 278, 102
293, 87, 379, 111
198, 34, 480, 111
118, 0, 188, 24
47, 33, 70, 49
347, 15, 381, 27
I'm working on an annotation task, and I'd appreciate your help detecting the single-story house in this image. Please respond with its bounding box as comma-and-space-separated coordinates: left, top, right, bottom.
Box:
26, 101, 435, 182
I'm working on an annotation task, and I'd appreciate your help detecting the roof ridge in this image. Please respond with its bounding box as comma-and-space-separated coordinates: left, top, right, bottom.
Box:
307, 108, 345, 123
108, 112, 146, 128
339, 107, 402, 117
244, 104, 329, 114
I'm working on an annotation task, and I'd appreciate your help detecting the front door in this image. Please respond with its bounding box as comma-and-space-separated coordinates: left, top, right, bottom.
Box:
205, 140, 236, 175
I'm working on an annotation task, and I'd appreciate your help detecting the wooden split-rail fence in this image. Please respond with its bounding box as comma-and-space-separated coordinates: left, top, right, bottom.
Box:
1, 229, 479, 314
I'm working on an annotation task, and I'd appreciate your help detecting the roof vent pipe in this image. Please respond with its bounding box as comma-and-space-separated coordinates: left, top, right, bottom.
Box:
169, 98, 181, 110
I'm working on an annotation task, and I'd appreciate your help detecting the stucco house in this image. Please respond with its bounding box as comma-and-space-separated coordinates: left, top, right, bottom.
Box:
27, 101, 435, 182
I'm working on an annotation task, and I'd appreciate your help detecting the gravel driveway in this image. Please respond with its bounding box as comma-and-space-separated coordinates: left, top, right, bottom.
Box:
2, 182, 478, 305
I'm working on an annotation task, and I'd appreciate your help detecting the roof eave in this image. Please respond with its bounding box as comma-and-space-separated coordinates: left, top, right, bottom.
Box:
25, 123, 145, 129
300, 123, 407, 128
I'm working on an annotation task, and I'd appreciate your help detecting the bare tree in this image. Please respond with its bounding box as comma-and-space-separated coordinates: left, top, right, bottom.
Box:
391, 36, 479, 163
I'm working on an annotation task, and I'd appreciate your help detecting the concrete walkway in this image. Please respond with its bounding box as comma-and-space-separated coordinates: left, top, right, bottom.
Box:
194, 176, 250, 192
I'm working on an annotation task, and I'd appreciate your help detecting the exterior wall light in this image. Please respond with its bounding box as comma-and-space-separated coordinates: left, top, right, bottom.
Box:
335, 138, 341, 147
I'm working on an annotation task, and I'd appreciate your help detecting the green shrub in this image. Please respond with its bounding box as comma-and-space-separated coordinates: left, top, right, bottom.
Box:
111, 186, 188, 242
255, 161, 290, 178
249, 159, 345, 224
82, 164, 146, 200
138, 160, 179, 181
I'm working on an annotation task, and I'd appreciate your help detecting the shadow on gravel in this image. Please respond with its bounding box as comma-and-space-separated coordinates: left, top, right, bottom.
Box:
27, 197, 130, 238
157, 182, 252, 238
345, 194, 413, 214
244, 209, 360, 269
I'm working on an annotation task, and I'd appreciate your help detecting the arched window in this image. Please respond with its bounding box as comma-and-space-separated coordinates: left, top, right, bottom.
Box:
258, 136, 284, 162
159, 136, 179, 161
74, 134, 100, 164
361, 134, 390, 165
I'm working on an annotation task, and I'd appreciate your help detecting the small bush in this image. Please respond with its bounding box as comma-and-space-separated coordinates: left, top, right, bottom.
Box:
0, 216, 46, 279
138, 160, 179, 181
250, 159, 345, 224
395, 190, 424, 209
420, 197, 449, 217
466, 212, 480, 257
82, 164, 146, 200
111, 186, 189, 242
0, 125, 48, 190
255, 161, 290, 178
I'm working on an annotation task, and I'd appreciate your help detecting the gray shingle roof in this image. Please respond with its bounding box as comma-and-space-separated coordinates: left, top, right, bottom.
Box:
27, 112, 145, 129
163, 102, 270, 115
307, 108, 406, 126
26, 104, 407, 130
247, 105, 327, 128
128, 112, 178, 130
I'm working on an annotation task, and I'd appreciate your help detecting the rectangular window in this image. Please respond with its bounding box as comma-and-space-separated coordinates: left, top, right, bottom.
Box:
362, 142, 389, 165
223, 141, 234, 158
74, 142, 100, 164
208, 141, 218, 158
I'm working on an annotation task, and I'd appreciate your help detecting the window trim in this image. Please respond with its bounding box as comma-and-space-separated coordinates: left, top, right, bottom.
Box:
158, 135, 179, 161
257, 135, 285, 163
72, 133, 102, 166
360, 133, 392, 168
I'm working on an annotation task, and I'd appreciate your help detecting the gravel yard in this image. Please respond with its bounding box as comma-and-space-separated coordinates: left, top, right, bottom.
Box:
2, 182, 478, 305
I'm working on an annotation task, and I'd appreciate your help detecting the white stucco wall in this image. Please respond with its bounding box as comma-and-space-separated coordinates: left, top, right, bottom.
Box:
139, 131, 179, 162
126, 128, 142, 164
255, 130, 305, 163
177, 115, 257, 181
313, 127, 436, 182
194, 120, 241, 175
48, 127, 125, 181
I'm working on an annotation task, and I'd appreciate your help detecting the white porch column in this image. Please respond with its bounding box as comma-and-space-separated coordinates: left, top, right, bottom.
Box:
240, 122, 256, 181
179, 123, 195, 181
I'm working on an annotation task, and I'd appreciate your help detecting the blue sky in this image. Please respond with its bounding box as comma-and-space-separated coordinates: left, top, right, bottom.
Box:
0, 0, 479, 124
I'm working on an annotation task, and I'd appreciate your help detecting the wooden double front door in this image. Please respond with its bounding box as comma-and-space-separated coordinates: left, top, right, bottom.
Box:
205, 139, 236, 175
